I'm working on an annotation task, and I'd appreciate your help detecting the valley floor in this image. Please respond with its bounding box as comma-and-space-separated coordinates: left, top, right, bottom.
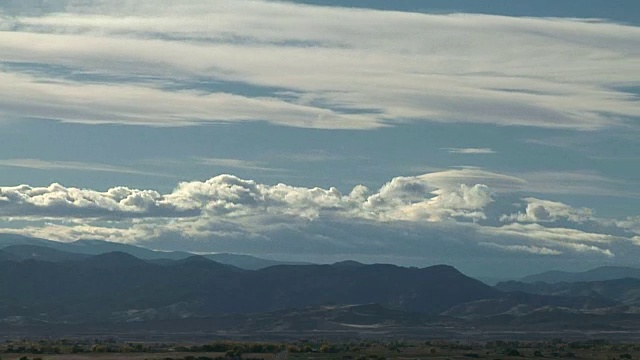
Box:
1, 339, 639, 360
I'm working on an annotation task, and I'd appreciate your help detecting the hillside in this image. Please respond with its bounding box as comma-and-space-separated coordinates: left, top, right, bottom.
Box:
5, 234, 640, 335
496, 278, 640, 306
0, 253, 499, 323
0, 233, 308, 270
521, 266, 640, 283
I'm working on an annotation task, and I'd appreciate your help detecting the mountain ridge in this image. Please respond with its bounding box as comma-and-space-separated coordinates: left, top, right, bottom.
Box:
521, 266, 640, 283
0, 233, 309, 270
0, 251, 499, 323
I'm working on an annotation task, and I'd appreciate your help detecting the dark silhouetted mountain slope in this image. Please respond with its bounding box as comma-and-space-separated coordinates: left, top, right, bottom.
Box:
0, 254, 499, 322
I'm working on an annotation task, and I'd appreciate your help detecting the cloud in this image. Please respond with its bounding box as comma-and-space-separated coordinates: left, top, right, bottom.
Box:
363, 177, 493, 222
497, 196, 640, 248
500, 197, 594, 223
0, 1, 638, 129
418, 169, 526, 192
0, 172, 491, 222
196, 158, 284, 172
0, 71, 376, 129
268, 150, 352, 163
0, 158, 170, 177
1, 169, 638, 274
477, 223, 616, 257
0, 182, 179, 219
478, 242, 562, 256
518, 171, 639, 198
617, 217, 640, 235
445, 148, 496, 154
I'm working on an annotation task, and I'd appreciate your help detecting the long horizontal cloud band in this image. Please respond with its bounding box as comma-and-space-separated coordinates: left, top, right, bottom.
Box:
0, 173, 491, 222
1, 172, 638, 264
0, 0, 639, 129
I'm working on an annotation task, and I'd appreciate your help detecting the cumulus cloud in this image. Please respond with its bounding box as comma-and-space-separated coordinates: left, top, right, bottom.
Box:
616, 217, 640, 235
0, 172, 492, 222
0, 0, 639, 129
501, 197, 594, 223
497, 197, 640, 251
0, 182, 178, 218
2, 170, 638, 273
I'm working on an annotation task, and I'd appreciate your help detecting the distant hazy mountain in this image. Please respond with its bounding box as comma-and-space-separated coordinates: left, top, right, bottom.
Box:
203, 252, 309, 270
496, 278, 640, 306
0, 233, 308, 270
475, 276, 515, 286
0, 233, 59, 247
1, 244, 90, 262
521, 266, 640, 283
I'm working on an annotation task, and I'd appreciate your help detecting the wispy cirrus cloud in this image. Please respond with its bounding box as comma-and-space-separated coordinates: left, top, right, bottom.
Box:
0, 0, 638, 130
519, 170, 640, 198
478, 242, 562, 256
196, 158, 285, 172
0, 158, 170, 177
445, 148, 496, 154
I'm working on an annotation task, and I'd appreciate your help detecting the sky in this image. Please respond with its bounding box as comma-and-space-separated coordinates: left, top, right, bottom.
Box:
0, 0, 639, 278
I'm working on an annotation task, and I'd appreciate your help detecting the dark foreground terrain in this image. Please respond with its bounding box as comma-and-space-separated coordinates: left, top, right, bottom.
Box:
1, 338, 640, 360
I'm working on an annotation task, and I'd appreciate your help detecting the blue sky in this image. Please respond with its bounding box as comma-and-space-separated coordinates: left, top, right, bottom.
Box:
0, 0, 638, 277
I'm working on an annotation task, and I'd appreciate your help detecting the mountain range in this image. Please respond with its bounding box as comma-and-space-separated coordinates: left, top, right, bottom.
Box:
0, 233, 307, 269
4, 233, 640, 338
520, 266, 640, 283
0, 250, 496, 322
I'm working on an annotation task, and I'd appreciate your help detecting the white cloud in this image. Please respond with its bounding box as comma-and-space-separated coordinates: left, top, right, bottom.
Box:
0, 1, 638, 129
418, 169, 526, 192
518, 171, 639, 198
445, 148, 496, 154
478, 242, 562, 256
268, 151, 352, 163
501, 197, 594, 223
497, 197, 640, 251
0, 158, 170, 177
2, 170, 638, 269
196, 158, 283, 172
0, 71, 377, 129
0, 172, 491, 222
477, 223, 616, 257
617, 217, 640, 235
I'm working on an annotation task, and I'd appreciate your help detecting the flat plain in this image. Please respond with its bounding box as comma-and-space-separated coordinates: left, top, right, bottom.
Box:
1, 339, 637, 360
